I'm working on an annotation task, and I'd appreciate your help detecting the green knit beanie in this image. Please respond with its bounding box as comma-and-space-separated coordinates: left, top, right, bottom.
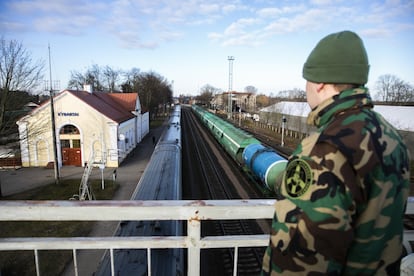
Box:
303, 30, 370, 84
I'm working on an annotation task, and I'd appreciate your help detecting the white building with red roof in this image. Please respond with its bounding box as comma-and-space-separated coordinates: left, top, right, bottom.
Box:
16, 85, 149, 168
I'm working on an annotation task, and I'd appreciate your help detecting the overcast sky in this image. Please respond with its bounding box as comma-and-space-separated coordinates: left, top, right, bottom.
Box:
1, 0, 413, 96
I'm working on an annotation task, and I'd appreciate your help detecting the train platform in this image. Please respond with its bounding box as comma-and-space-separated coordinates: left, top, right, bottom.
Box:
0, 125, 165, 275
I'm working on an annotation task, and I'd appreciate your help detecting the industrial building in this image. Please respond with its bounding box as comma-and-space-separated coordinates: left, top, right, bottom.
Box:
211, 91, 257, 113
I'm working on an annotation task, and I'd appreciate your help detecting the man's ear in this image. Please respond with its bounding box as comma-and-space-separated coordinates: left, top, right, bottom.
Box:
316, 83, 325, 93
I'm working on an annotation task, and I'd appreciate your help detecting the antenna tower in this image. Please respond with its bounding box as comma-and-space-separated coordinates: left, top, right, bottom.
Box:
227, 56, 235, 119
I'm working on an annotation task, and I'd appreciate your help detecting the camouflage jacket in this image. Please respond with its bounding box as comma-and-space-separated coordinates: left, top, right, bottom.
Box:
262, 88, 411, 275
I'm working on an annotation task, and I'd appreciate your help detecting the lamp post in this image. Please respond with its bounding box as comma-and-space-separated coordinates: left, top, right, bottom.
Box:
281, 116, 286, 147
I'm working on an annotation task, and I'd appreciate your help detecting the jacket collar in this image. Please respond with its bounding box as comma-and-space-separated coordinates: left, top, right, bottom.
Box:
307, 87, 373, 127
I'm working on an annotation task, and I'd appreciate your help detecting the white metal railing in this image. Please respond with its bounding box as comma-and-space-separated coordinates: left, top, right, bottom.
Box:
0, 199, 275, 276
1, 198, 414, 276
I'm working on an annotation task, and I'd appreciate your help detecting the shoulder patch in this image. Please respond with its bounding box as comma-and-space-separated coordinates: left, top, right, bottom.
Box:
285, 158, 312, 198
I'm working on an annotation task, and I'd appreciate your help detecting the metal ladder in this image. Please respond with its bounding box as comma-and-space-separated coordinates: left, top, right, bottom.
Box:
78, 151, 96, 200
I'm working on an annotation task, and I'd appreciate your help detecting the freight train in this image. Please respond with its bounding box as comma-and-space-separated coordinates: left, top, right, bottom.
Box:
96, 104, 183, 276
191, 105, 287, 193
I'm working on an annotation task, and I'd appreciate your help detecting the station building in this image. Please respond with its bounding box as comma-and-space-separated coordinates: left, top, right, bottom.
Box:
16, 85, 149, 168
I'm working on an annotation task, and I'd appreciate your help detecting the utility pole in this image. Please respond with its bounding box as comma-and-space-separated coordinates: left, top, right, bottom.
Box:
227, 56, 235, 119
48, 44, 60, 184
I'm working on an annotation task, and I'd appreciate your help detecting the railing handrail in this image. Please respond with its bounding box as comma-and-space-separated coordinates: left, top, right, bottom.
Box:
2, 197, 413, 220
1, 198, 414, 276
0, 199, 276, 221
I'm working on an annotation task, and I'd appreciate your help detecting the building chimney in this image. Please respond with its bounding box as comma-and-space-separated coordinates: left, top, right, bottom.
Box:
83, 84, 92, 93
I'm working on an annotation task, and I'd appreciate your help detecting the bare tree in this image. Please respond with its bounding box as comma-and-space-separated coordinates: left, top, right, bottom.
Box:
291, 88, 306, 100
68, 64, 108, 91
244, 85, 258, 94
197, 85, 216, 106
86, 64, 104, 91
375, 74, 414, 102
198, 84, 221, 108
68, 70, 86, 90
0, 37, 44, 135
103, 66, 121, 92
276, 88, 306, 101
199, 84, 220, 95
121, 67, 140, 92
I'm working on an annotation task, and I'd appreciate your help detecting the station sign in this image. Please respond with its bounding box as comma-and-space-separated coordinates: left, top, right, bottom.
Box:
58, 112, 79, 117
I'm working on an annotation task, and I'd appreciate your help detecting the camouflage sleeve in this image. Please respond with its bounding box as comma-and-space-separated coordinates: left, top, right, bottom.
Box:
263, 142, 355, 275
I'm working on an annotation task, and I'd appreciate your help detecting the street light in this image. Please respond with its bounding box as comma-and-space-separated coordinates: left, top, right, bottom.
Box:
281, 116, 287, 147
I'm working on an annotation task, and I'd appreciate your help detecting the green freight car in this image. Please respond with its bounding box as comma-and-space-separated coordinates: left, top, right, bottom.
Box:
192, 105, 261, 164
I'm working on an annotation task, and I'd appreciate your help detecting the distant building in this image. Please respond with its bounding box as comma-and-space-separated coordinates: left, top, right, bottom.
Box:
259, 101, 414, 155
211, 91, 257, 113
23, 102, 40, 111
16, 85, 149, 168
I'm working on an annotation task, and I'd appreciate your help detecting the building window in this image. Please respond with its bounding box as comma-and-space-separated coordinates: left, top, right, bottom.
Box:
72, 139, 81, 148
61, 140, 70, 148
60, 125, 79, 134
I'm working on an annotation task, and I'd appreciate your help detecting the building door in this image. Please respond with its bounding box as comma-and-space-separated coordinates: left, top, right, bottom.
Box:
60, 125, 82, 166
62, 148, 81, 166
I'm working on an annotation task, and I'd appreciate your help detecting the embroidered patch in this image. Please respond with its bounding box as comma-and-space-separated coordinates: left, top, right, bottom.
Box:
285, 159, 312, 198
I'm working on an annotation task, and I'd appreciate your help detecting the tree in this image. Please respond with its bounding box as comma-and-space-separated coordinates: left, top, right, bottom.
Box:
69, 65, 173, 114
290, 88, 306, 100
121, 68, 140, 93
197, 84, 221, 107
197, 90, 212, 105
375, 74, 414, 102
256, 94, 270, 108
276, 88, 306, 101
68, 70, 86, 90
196, 91, 212, 106
244, 85, 258, 94
0, 37, 44, 136
103, 66, 121, 92
1, 90, 39, 136
68, 64, 120, 92
123, 70, 172, 113
85, 64, 104, 91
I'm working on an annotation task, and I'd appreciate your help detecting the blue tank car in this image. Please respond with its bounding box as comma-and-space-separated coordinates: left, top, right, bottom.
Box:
243, 143, 287, 192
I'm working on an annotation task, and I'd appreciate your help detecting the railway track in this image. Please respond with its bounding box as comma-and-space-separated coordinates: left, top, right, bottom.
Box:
182, 107, 267, 276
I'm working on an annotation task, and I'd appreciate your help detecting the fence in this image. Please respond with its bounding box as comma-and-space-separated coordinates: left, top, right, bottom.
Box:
0, 157, 21, 168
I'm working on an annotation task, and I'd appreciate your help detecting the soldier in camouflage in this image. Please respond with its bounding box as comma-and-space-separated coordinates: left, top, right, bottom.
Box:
262, 31, 411, 275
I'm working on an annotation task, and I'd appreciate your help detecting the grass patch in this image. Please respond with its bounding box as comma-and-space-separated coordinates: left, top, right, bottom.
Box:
3, 178, 118, 201
0, 179, 118, 275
